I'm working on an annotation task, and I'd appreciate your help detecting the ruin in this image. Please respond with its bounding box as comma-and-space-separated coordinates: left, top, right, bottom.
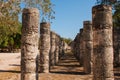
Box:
39, 22, 51, 73
21, 8, 39, 80
83, 21, 93, 74
79, 29, 84, 66
50, 31, 56, 66
19, 3, 120, 80
92, 5, 114, 80
113, 27, 120, 67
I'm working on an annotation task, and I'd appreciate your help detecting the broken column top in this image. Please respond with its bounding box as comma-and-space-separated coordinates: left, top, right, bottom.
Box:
79, 28, 83, 33
92, 5, 112, 12
40, 22, 50, 28
51, 31, 56, 35
23, 8, 39, 14
83, 21, 92, 30
83, 21, 92, 25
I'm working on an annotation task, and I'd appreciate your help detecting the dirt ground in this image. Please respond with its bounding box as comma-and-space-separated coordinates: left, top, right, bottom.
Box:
0, 53, 119, 80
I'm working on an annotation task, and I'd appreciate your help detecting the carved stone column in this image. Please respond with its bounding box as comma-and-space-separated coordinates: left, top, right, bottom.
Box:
92, 5, 114, 80
50, 31, 56, 66
79, 29, 84, 66
55, 34, 60, 65
21, 8, 39, 80
40, 22, 50, 73
83, 21, 93, 74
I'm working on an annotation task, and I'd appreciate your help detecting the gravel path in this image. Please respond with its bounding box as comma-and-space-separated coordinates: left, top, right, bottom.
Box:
0, 53, 119, 80
0, 53, 20, 70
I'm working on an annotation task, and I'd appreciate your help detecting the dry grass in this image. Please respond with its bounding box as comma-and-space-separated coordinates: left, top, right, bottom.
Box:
0, 67, 20, 80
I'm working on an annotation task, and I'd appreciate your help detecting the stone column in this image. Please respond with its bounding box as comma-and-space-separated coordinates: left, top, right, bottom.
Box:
76, 33, 80, 61
79, 29, 84, 66
113, 27, 120, 67
73, 33, 80, 61
50, 31, 56, 66
55, 34, 60, 65
59, 38, 63, 59
62, 40, 66, 56
40, 22, 50, 73
21, 8, 39, 80
83, 21, 93, 74
92, 5, 114, 80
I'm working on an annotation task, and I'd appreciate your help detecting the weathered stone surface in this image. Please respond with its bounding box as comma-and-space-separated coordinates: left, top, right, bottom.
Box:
55, 34, 60, 65
21, 8, 39, 80
92, 5, 114, 80
50, 31, 56, 66
79, 29, 84, 66
40, 22, 50, 73
73, 33, 80, 61
59, 39, 64, 59
83, 21, 93, 74
113, 27, 120, 67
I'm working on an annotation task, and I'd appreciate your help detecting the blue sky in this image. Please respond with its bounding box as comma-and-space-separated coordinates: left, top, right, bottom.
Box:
50, 0, 95, 39
20, 0, 96, 39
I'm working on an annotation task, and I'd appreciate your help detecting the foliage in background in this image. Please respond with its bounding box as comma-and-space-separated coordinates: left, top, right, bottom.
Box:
113, 0, 120, 27
61, 37, 72, 45
0, 0, 54, 52
0, 0, 21, 52
21, 0, 55, 22
95, 0, 120, 27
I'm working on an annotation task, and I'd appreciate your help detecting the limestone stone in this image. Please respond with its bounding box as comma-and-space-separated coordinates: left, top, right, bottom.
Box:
21, 8, 39, 80
50, 31, 56, 66
92, 5, 114, 80
40, 22, 50, 73
83, 21, 93, 74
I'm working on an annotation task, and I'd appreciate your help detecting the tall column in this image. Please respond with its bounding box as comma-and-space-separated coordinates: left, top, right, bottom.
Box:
76, 33, 80, 61
83, 21, 93, 74
59, 38, 64, 59
79, 29, 84, 66
40, 22, 50, 73
113, 27, 120, 67
55, 34, 60, 65
21, 8, 39, 80
50, 31, 56, 66
92, 5, 114, 80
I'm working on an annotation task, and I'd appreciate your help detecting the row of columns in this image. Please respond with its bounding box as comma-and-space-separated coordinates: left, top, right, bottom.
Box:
21, 4, 117, 80
21, 8, 67, 80
72, 21, 93, 74
72, 5, 114, 80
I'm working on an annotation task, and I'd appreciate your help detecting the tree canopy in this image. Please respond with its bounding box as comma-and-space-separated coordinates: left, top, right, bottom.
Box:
113, 0, 120, 27
0, 0, 54, 52
61, 37, 72, 45
21, 0, 55, 22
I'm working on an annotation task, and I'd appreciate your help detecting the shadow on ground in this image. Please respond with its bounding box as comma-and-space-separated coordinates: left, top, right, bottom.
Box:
50, 53, 86, 75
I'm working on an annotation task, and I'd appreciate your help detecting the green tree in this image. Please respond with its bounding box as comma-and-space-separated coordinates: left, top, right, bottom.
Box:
0, 0, 21, 52
61, 37, 72, 45
22, 0, 55, 22
0, 0, 54, 52
113, 1, 120, 27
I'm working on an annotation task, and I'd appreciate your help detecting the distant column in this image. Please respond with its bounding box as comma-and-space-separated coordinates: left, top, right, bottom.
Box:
40, 22, 50, 73
113, 27, 120, 67
83, 21, 93, 74
79, 29, 84, 66
92, 5, 114, 80
21, 8, 39, 80
50, 31, 56, 66
55, 35, 60, 65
